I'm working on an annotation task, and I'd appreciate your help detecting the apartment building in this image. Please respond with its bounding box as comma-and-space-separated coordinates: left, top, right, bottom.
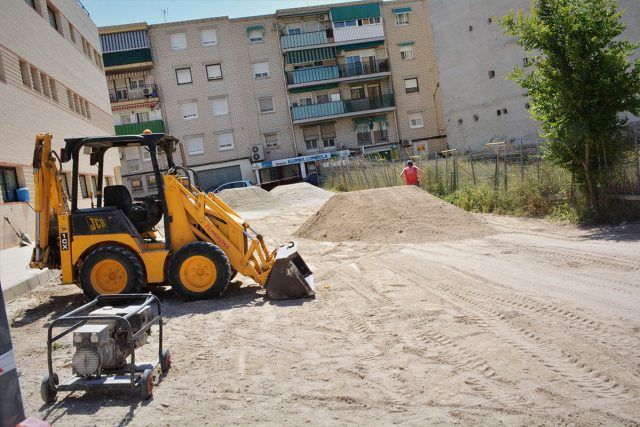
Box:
148, 15, 297, 191
0, 0, 118, 247
428, 0, 640, 150
108, 0, 445, 189
99, 23, 165, 196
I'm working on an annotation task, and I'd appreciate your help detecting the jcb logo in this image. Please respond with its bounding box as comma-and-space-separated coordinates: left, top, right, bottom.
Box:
87, 216, 107, 232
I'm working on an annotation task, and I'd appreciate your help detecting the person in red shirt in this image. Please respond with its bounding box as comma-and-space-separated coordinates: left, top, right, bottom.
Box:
400, 160, 423, 186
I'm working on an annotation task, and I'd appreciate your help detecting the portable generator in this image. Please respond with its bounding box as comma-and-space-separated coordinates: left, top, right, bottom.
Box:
41, 294, 169, 403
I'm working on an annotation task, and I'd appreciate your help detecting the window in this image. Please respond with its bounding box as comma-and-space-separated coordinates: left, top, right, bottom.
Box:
25, 0, 36, 10
19, 60, 30, 87
217, 133, 234, 151
68, 23, 76, 42
142, 147, 151, 162
264, 132, 279, 147
47, 4, 59, 32
124, 146, 139, 160
175, 67, 192, 85
320, 123, 336, 149
409, 112, 424, 129
206, 64, 222, 80
60, 173, 70, 198
316, 94, 330, 104
90, 175, 98, 195
181, 102, 198, 120
30, 66, 41, 92
201, 29, 217, 47
488, 70, 496, 79
79, 175, 88, 198
0, 52, 4, 82
136, 111, 150, 123
185, 135, 204, 155
105, 176, 111, 186
400, 45, 415, 60
302, 126, 319, 152
0, 167, 19, 202
253, 62, 269, 78
350, 86, 365, 99
404, 78, 419, 94
170, 32, 187, 50
120, 114, 132, 125
49, 77, 57, 101
258, 97, 274, 113
146, 175, 157, 191
210, 98, 229, 116
395, 13, 409, 26
287, 23, 303, 35
130, 79, 145, 89
131, 178, 143, 194
248, 29, 264, 43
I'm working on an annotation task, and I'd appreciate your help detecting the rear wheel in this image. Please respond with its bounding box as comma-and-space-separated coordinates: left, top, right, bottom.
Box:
80, 245, 145, 299
40, 373, 58, 404
168, 242, 231, 300
139, 368, 154, 399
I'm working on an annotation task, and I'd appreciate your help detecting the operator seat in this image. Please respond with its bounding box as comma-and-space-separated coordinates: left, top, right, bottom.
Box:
103, 185, 162, 233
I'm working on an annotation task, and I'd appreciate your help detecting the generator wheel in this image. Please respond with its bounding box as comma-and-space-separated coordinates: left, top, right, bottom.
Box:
139, 368, 154, 400
160, 348, 171, 373
80, 245, 145, 299
168, 242, 231, 300
40, 373, 58, 404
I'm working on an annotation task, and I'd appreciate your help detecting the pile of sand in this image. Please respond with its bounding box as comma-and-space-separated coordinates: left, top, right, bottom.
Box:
270, 182, 333, 207
216, 186, 286, 211
295, 186, 493, 244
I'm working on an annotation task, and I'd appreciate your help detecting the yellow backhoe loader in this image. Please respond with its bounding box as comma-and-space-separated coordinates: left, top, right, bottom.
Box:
29, 132, 314, 300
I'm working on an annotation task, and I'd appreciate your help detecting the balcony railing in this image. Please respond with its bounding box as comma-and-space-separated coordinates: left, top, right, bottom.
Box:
281, 30, 330, 49
115, 119, 165, 136
292, 94, 395, 122
333, 23, 384, 43
109, 84, 158, 103
287, 58, 390, 85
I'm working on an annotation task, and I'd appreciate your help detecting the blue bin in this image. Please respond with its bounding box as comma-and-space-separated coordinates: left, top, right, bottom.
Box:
16, 187, 30, 203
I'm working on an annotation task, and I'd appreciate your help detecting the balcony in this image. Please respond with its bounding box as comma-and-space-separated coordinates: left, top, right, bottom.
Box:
333, 23, 384, 43
291, 94, 395, 123
109, 84, 158, 103
281, 30, 329, 50
287, 58, 390, 86
115, 119, 165, 136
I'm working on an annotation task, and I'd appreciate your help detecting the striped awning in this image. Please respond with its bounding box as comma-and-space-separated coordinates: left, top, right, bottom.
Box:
286, 47, 336, 64
289, 83, 339, 94
339, 40, 384, 52
330, 3, 381, 21
100, 30, 149, 53
392, 7, 412, 14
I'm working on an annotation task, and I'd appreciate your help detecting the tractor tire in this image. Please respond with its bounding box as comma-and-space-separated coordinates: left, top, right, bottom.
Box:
80, 245, 145, 300
168, 242, 231, 300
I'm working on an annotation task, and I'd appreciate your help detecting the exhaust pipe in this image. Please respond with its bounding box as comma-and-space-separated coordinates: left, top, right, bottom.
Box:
265, 242, 315, 300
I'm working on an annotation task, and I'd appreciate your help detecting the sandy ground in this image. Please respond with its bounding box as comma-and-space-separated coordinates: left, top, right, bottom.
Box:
6, 185, 640, 426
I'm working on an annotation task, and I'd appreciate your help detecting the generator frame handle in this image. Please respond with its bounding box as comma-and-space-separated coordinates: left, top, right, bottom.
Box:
46, 294, 162, 391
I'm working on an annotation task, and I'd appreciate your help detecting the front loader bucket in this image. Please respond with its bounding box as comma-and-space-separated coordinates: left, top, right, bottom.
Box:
265, 242, 315, 300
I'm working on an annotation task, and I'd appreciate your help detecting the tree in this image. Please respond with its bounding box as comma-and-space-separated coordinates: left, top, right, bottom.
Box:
500, 0, 640, 218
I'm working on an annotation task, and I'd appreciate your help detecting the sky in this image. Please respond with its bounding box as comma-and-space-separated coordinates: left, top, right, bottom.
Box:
83, 0, 350, 27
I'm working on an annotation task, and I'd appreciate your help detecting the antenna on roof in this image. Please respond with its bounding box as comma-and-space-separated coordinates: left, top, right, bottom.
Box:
161, 8, 168, 23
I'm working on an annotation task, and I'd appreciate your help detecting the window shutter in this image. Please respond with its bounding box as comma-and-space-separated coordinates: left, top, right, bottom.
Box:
320, 122, 336, 138
206, 64, 222, 80
217, 133, 234, 151
259, 97, 274, 112
201, 29, 217, 46
185, 135, 204, 155
176, 68, 192, 84
211, 98, 228, 116
170, 32, 187, 50
303, 126, 319, 141
124, 147, 139, 160
182, 102, 198, 120
253, 62, 269, 77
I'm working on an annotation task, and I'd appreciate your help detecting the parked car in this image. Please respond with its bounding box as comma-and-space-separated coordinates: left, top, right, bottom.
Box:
205, 180, 253, 194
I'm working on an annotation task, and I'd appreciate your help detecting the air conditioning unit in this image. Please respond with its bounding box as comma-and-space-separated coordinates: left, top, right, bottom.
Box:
142, 87, 152, 96
318, 14, 328, 22
401, 139, 412, 147
250, 144, 265, 163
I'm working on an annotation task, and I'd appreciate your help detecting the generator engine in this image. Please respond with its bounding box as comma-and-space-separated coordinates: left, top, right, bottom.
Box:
71, 305, 152, 377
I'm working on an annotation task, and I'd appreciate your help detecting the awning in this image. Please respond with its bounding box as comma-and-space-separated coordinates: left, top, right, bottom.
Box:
353, 115, 388, 126
246, 25, 264, 33
330, 3, 381, 22
392, 7, 412, 14
398, 41, 415, 46
339, 40, 384, 52
286, 47, 336, 64
289, 83, 339, 94
103, 48, 152, 68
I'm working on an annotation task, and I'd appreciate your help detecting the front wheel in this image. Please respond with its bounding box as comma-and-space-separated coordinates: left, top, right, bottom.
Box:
40, 373, 59, 404
168, 242, 232, 300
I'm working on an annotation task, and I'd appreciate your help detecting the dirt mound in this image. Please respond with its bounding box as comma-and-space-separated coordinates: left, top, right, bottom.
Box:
295, 186, 493, 244
216, 186, 286, 211
270, 183, 333, 207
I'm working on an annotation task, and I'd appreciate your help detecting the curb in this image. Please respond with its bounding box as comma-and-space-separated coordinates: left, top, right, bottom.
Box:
2, 269, 60, 302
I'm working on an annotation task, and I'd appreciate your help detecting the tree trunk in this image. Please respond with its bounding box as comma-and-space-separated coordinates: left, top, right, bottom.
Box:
582, 141, 597, 212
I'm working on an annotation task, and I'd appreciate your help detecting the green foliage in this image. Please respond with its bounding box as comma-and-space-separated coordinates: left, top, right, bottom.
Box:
500, 0, 640, 217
